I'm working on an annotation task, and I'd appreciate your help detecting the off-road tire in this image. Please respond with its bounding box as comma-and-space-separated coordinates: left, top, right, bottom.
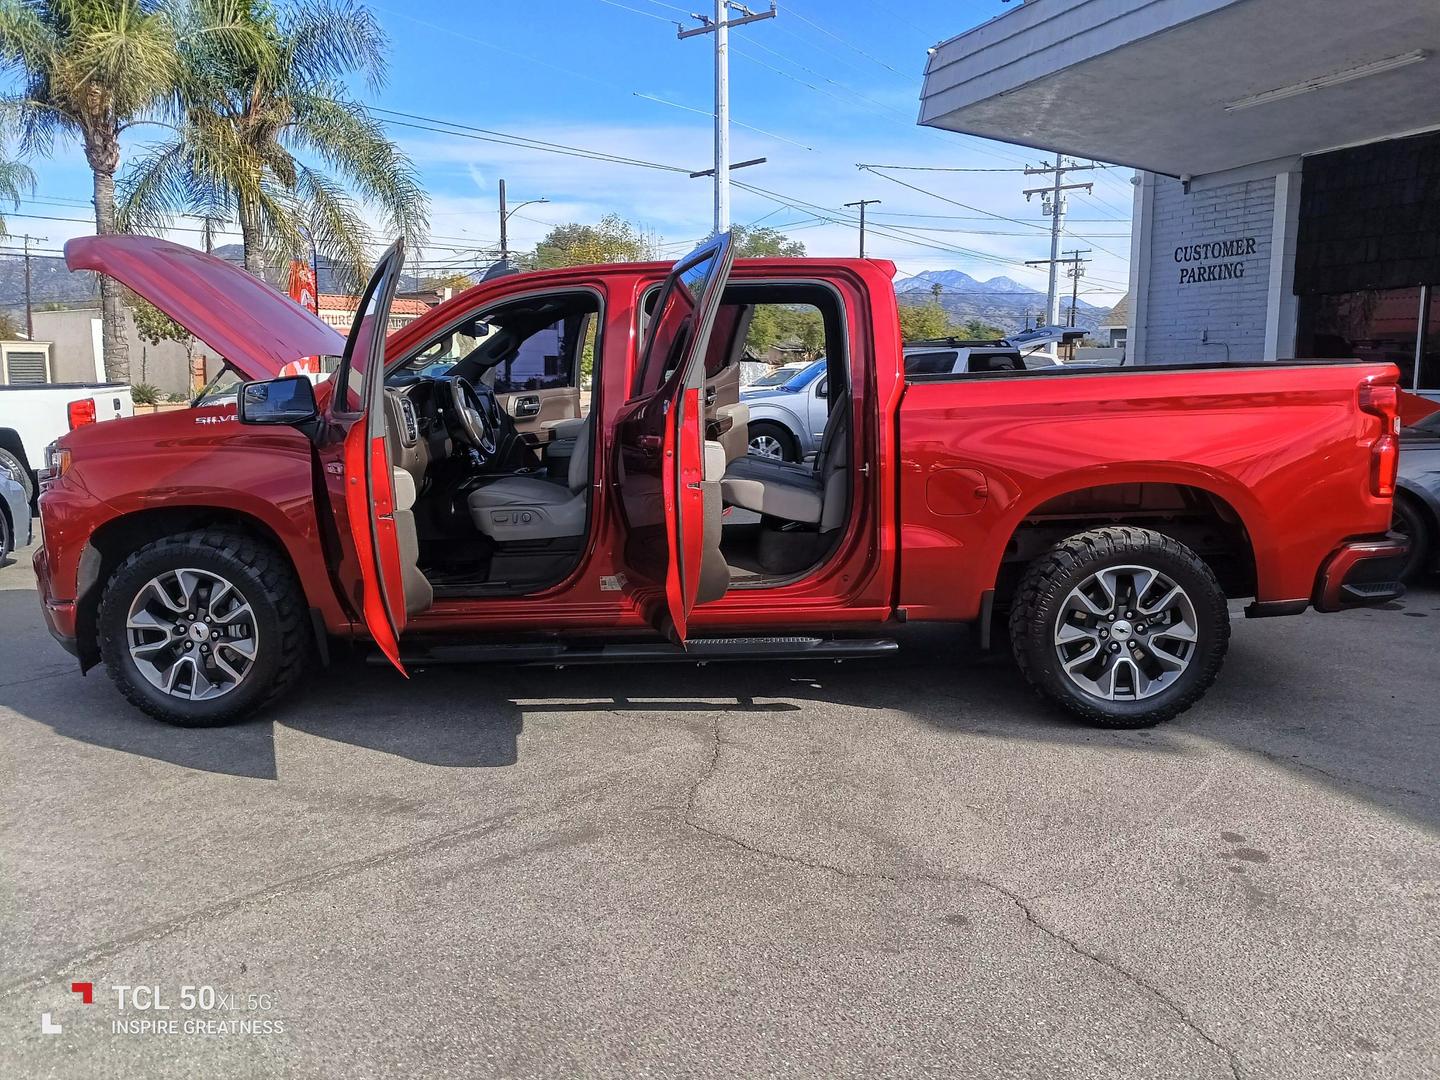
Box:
1393, 494, 1433, 582
0, 447, 32, 505
98, 529, 311, 726
747, 421, 800, 462
1008, 526, 1230, 728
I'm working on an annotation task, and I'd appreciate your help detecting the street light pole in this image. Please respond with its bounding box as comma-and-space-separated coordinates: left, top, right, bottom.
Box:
498, 180, 548, 266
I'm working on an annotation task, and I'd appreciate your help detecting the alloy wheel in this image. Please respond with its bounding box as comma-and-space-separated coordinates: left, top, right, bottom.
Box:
749, 434, 785, 459
126, 568, 259, 701
1052, 564, 1198, 701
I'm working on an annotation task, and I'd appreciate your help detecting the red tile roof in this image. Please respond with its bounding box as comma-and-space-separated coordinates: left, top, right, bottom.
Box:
318, 293, 432, 316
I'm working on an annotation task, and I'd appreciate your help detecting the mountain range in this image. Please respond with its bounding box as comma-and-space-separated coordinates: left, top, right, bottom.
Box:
895, 269, 1110, 333
0, 247, 1113, 335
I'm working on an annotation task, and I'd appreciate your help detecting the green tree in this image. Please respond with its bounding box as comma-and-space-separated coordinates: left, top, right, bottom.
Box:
120, 0, 426, 287
418, 271, 474, 296
0, 0, 195, 380
531, 214, 655, 269
898, 300, 953, 342
732, 224, 805, 259
0, 308, 22, 338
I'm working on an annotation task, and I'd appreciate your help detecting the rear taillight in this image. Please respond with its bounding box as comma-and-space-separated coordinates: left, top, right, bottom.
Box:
1358, 381, 1400, 498
67, 398, 96, 430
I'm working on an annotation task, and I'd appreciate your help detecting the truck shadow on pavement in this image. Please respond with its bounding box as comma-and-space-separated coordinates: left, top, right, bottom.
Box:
7, 577, 1439, 832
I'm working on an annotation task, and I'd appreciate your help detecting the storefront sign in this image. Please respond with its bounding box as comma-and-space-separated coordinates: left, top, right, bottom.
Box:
1175, 237, 1257, 284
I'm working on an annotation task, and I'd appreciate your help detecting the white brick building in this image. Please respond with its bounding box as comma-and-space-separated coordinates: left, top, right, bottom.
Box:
917, 0, 1439, 396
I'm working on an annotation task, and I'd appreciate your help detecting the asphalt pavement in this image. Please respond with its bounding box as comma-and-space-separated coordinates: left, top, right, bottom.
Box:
2, 531, 1437, 1080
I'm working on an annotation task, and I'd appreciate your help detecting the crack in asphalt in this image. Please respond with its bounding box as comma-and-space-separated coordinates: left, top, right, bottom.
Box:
682, 713, 1243, 1080
1, 787, 603, 1000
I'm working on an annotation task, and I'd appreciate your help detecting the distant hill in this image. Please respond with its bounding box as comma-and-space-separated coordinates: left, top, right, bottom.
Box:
896, 269, 1109, 334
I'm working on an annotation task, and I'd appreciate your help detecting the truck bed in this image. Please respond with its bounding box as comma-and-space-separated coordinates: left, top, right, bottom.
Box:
895, 360, 1398, 621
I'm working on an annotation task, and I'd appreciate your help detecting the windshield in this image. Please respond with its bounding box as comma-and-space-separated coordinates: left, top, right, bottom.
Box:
775, 358, 826, 391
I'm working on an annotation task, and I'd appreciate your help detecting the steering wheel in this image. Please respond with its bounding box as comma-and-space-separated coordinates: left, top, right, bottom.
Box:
445, 376, 498, 457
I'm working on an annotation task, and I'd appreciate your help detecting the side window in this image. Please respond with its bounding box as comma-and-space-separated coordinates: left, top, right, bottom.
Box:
633, 242, 727, 398
493, 314, 582, 393
904, 350, 958, 376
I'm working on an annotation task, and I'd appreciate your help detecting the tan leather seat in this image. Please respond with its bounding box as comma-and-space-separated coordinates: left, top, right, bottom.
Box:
467, 414, 592, 541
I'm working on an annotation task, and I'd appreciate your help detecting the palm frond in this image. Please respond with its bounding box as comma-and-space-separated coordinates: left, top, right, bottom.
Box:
283, 0, 387, 93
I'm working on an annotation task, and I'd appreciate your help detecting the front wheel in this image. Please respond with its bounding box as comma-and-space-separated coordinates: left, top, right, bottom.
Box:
98, 529, 311, 726
746, 421, 799, 462
0, 447, 32, 505
1008, 526, 1230, 728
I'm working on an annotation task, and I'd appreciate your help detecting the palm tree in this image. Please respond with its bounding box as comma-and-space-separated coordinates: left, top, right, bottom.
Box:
0, 151, 34, 235
0, 0, 185, 381
121, 0, 426, 288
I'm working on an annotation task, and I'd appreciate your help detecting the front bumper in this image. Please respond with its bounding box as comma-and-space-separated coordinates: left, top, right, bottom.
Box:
33, 545, 80, 657
1313, 533, 1410, 613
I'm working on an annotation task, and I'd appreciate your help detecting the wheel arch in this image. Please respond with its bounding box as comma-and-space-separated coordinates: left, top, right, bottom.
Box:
74, 505, 336, 672
1394, 481, 1440, 572
0, 428, 29, 469
993, 474, 1262, 603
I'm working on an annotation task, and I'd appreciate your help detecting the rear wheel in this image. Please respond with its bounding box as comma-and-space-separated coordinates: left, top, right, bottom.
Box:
747, 421, 799, 462
1009, 526, 1230, 728
98, 529, 311, 726
0, 447, 32, 505
1392, 494, 1433, 582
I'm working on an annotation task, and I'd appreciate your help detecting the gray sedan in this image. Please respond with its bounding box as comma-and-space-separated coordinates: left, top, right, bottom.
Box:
1397, 412, 1440, 580
1, 471, 31, 563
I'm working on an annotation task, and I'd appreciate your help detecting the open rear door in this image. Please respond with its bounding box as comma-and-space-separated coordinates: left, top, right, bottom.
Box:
613, 233, 734, 641
324, 240, 411, 672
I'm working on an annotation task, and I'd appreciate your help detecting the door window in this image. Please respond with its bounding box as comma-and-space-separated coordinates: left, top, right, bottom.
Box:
333, 265, 391, 414
633, 244, 728, 398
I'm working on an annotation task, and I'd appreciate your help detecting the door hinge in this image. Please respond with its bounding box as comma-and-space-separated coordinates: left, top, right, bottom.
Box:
859, 463, 871, 477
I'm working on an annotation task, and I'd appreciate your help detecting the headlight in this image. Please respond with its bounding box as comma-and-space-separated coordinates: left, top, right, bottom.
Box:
41, 442, 71, 486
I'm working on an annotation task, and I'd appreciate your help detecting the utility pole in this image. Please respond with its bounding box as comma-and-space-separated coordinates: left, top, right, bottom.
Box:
1064, 248, 1090, 326
497, 180, 547, 269
1022, 154, 1095, 324
679, 2, 777, 233
843, 199, 881, 258
499, 178, 508, 264
21, 234, 46, 339
1025, 248, 1090, 327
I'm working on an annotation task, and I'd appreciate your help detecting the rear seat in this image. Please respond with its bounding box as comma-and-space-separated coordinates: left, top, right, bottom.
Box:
722, 390, 849, 531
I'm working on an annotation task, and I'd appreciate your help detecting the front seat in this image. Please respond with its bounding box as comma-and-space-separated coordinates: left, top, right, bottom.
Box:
467, 414, 592, 541
721, 390, 849, 532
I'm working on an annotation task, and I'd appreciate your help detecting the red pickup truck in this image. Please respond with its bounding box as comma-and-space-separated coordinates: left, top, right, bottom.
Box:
34, 233, 1407, 730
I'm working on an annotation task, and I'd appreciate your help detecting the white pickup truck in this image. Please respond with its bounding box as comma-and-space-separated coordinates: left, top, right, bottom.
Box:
0, 382, 134, 504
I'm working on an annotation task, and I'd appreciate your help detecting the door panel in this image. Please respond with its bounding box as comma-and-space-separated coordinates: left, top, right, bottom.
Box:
322, 239, 413, 672
498, 385, 582, 443
614, 234, 735, 639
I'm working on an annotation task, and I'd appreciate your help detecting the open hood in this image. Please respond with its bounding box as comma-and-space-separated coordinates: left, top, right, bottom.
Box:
65, 235, 346, 382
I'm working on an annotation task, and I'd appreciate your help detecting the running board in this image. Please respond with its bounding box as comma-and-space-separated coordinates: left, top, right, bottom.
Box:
372, 635, 900, 668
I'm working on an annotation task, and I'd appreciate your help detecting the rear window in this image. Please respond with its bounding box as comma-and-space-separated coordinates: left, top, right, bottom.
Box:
904, 350, 958, 376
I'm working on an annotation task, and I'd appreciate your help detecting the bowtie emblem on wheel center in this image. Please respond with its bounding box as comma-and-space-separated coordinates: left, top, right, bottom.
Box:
1110, 619, 1134, 641
188, 622, 212, 643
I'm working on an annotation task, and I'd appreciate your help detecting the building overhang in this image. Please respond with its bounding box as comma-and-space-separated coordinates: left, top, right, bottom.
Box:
919, 0, 1440, 179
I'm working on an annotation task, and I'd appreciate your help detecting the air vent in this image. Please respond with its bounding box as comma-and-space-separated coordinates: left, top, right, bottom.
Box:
399, 395, 419, 445
4, 350, 48, 384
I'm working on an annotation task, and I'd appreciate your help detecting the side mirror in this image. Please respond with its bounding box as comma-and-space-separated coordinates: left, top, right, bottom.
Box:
237, 376, 318, 425
815, 378, 828, 399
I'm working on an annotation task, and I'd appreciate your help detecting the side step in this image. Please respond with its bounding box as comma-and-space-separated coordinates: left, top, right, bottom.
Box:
373, 635, 900, 668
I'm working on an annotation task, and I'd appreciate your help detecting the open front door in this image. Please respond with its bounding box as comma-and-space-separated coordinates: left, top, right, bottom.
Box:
614, 233, 735, 641
325, 240, 412, 672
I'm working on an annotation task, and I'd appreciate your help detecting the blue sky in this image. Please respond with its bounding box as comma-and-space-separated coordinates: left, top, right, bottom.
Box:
14, 0, 1135, 305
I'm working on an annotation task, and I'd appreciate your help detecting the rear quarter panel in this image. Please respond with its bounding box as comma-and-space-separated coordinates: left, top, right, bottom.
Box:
898, 363, 1397, 620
